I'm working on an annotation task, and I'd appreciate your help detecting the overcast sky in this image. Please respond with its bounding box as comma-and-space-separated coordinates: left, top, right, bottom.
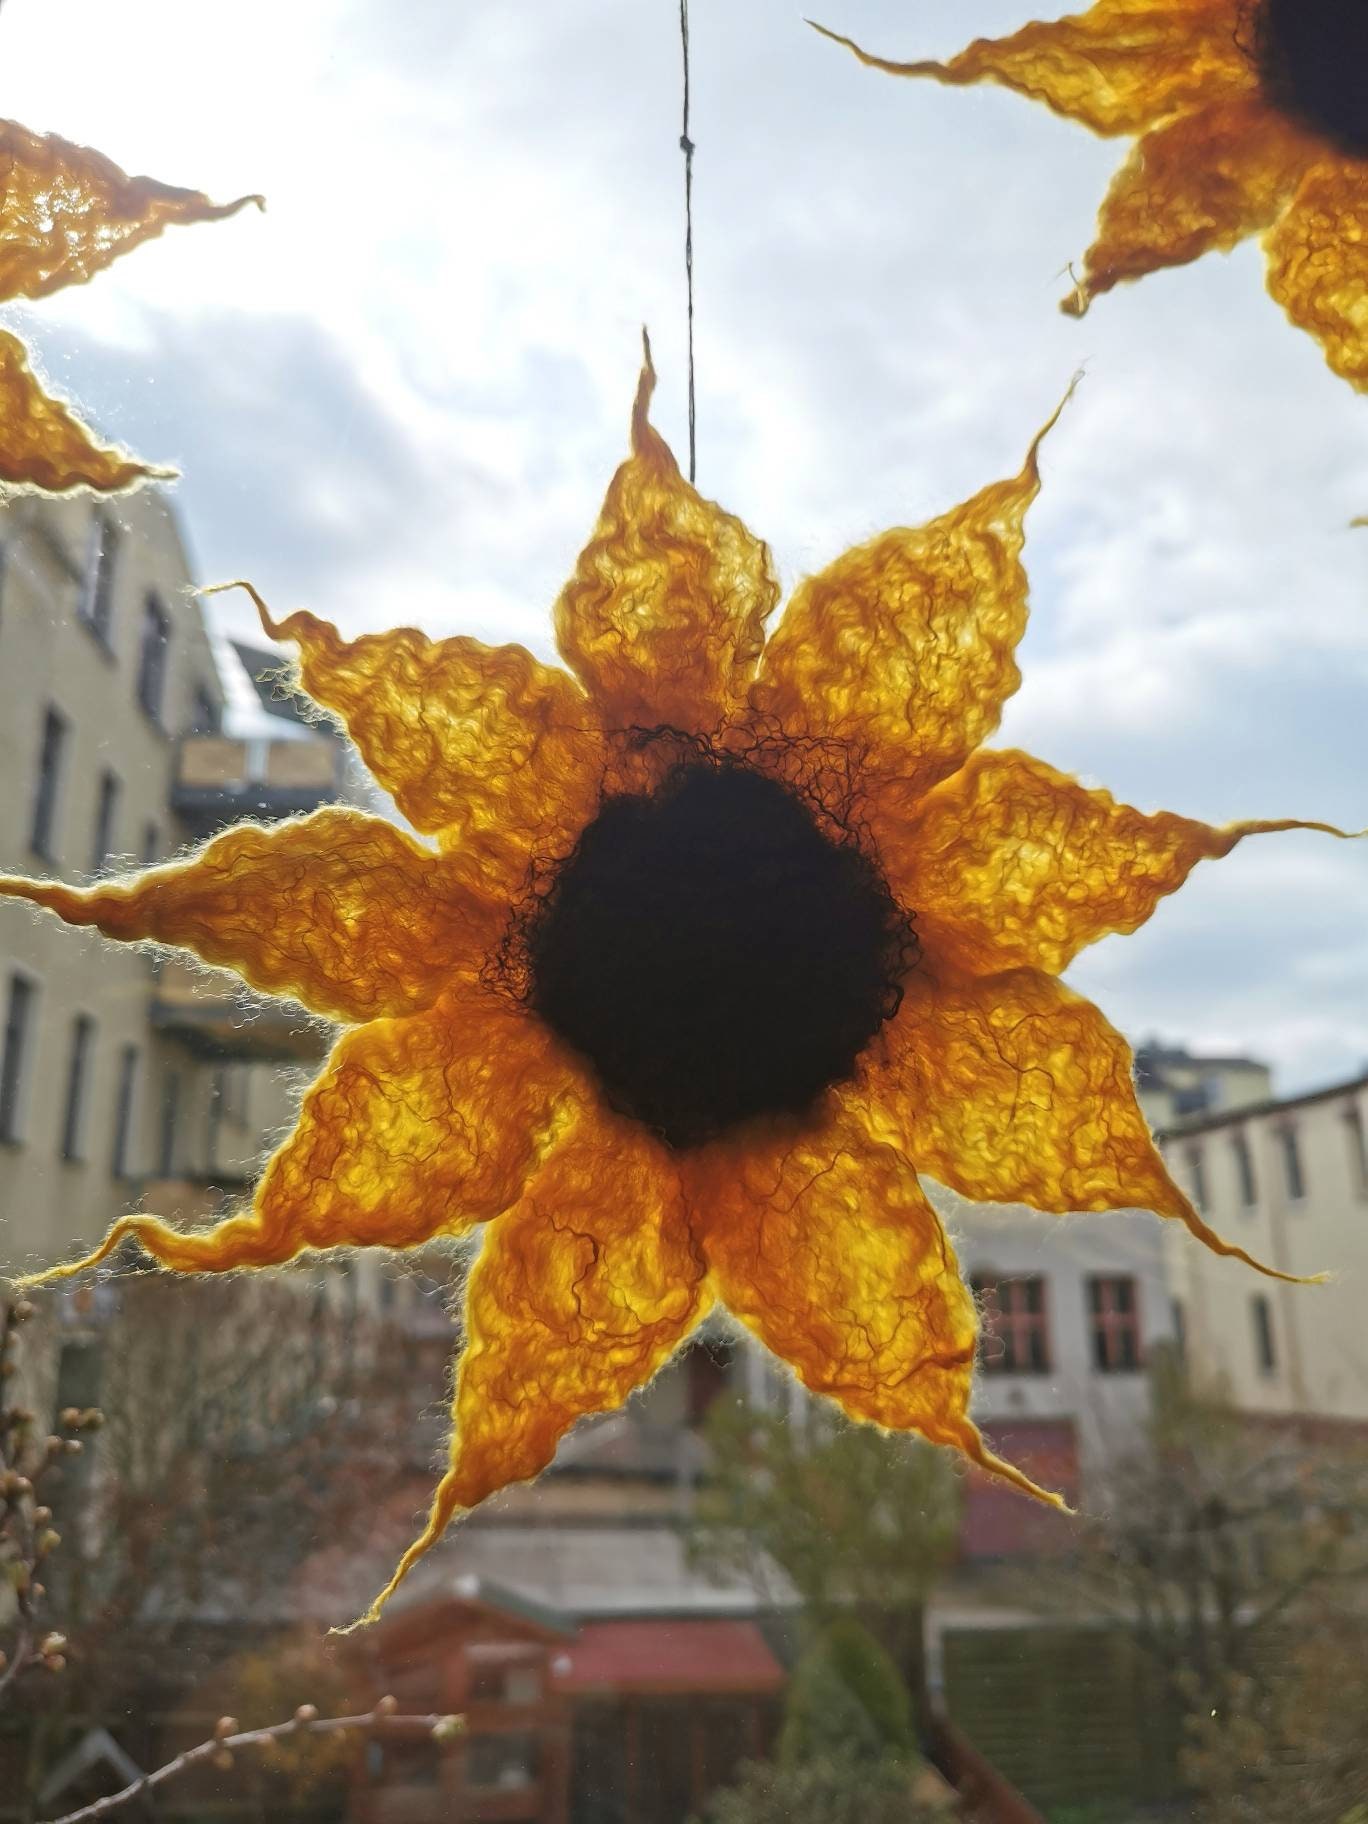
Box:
4, 0, 1365, 1094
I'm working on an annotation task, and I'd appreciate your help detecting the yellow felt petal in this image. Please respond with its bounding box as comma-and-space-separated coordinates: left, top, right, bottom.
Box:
0, 808, 499, 1026
553, 347, 780, 734
1063, 96, 1315, 314
884, 963, 1305, 1281
354, 1113, 706, 1623
689, 1102, 1061, 1508
749, 397, 1066, 806
223, 583, 604, 889
1266, 157, 1368, 391
888, 748, 1357, 978
813, 0, 1251, 138
18, 984, 581, 1288
0, 119, 261, 302
0, 329, 171, 493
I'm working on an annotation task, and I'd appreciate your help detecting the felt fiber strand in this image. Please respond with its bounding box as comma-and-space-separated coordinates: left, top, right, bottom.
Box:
18, 986, 585, 1289
889, 747, 1363, 979
554, 339, 781, 734
0, 119, 262, 301
817, 0, 1368, 390
347, 1114, 707, 1627
0, 330, 173, 493
0, 809, 497, 1025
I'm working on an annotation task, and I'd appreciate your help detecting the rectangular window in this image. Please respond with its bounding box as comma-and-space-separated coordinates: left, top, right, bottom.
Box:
1186, 1146, 1208, 1210
1279, 1126, 1306, 1202
1088, 1275, 1142, 1374
91, 768, 120, 874
1232, 1129, 1257, 1207
0, 974, 36, 1145
141, 820, 160, 866
30, 705, 68, 860
1343, 1103, 1368, 1200
190, 683, 219, 735
206, 1066, 226, 1174
60, 1014, 95, 1163
111, 1044, 139, 1179
1251, 1294, 1277, 1376
971, 1274, 1051, 1374
136, 593, 171, 726
78, 514, 120, 645
158, 1070, 181, 1177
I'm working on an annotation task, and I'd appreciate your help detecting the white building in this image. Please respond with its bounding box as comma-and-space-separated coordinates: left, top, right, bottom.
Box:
1160, 1069, 1368, 1422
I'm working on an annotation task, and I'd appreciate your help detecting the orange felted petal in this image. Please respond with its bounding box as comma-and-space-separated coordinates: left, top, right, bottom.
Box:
0, 329, 173, 493
884, 963, 1312, 1282
1266, 157, 1368, 391
17, 984, 583, 1289
888, 747, 1358, 978
0, 808, 499, 1026
0, 119, 261, 303
352, 1112, 706, 1624
812, 1, 1252, 139
750, 394, 1069, 810
220, 582, 605, 895
554, 343, 780, 735
690, 1101, 1063, 1508
1063, 96, 1315, 314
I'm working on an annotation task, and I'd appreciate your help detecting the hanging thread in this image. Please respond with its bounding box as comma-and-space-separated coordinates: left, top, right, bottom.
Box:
679, 0, 697, 484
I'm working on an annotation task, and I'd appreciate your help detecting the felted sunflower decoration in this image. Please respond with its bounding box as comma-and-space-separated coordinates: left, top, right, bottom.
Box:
2, 348, 1353, 1627
817, 1, 1368, 390
0, 119, 260, 490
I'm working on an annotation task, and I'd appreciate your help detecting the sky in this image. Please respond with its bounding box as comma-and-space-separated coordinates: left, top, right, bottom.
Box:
3, 0, 1366, 1094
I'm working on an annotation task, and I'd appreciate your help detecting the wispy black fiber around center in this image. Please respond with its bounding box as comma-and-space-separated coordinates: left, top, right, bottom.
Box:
520, 751, 916, 1150
1257, 0, 1368, 155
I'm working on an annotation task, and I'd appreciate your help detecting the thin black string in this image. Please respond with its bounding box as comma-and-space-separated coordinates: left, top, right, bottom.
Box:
679, 0, 697, 484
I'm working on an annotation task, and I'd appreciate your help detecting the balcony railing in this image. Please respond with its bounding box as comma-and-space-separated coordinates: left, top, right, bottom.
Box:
150, 956, 332, 1063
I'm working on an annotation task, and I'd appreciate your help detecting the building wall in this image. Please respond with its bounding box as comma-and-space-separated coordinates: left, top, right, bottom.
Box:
931, 1185, 1176, 1490
0, 491, 305, 1275
1161, 1076, 1368, 1420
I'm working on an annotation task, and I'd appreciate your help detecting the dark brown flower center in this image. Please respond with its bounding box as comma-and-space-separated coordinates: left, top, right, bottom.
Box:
523, 757, 914, 1150
1257, 0, 1368, 155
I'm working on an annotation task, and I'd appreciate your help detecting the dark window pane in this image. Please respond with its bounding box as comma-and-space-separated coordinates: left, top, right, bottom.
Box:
111, 1044, 139, 1178
79, 514, 119, 644
31, 705, 68, 859
92, 768, 120, 873
61, 1014, 95, 1162
1252, 1294, 1277, 1374
136, 593, 171, 725
0, 975, 36, 1144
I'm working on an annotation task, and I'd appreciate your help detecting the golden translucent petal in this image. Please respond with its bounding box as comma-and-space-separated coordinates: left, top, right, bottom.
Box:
0, 808, 499, 1025
884, 963, 1309, 1281
1266, 158, 1368, 391
553, 344, 780, 734
813, 0, 1251, 138
0, 119, 261, 301
353, 1113, 706, 1624
1063, 97, 1315, 314
18, 984, 581, 1288
0, 329, 172, 493
219, 582, 604, 889
887, 747, 1358, 978
689, 1102, 1063, 1509
749, 396, 1067, 805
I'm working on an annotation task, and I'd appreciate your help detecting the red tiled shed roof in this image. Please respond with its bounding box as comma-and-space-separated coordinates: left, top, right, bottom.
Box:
553, 1619, 784, 1697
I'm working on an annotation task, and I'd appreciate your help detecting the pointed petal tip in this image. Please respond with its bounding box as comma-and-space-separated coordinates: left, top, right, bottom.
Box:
631, 329, 659, 453
199, 577, 288, 641
954, 1418, 1073, 1513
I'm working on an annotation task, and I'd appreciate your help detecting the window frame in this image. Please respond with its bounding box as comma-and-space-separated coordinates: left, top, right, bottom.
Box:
60, 1012, 96, 1164
1087, 1274, 1143, 1375
111, 1042, 141, 1180
971, 1272, 1052, 1375
30, 703, 70, 863
76, 511, 120, 651
135, 590, 172, 729
0, 970, 38, 1147
1251, 1292, 1278, 1377
1342, 1101, 1368, 1201
91, 766, 122, 875
1278, 1124, 1306, 1203
1231, 1126, 1258, 1208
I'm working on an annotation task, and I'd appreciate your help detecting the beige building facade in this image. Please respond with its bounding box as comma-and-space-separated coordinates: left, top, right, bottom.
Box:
1160, 1070, 1368, 1421
0, 488, 339, 1284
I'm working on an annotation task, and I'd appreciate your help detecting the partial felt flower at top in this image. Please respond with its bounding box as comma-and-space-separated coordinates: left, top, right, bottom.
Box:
0, 120, 261, 491
815, 1, 1368, 390
1, 345, 1358, 1629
